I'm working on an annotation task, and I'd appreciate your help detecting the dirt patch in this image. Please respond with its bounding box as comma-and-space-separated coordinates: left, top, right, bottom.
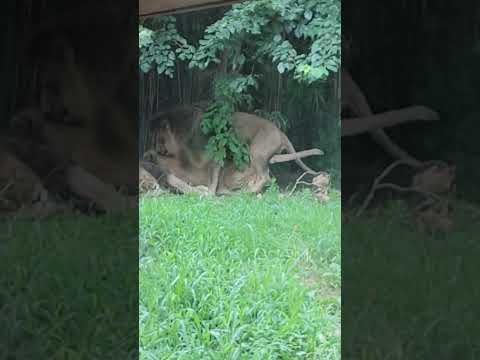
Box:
296, 261, 340, 299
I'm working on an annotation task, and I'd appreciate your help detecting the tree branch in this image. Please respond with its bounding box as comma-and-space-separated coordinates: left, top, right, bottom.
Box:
269, 148, 324, 164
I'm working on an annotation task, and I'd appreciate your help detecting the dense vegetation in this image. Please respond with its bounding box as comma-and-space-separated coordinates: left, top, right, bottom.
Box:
139, 0, 341, 185
140, 191, 341, 359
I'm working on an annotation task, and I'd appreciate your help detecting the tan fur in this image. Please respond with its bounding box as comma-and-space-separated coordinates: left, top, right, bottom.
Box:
11, 108, 136, 189
412, 164, 456, 194
3, 31, 138, 212
139, 165, 161, 193
150, 107, 319, 194
37, 36, 136, 153
0, 145, 45, 206
19, 32, 137, 190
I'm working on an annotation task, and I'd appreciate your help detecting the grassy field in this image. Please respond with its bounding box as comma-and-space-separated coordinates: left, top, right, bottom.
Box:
343, 199, 480, 359
140, 189, 341, 359
0, 212, 138, 358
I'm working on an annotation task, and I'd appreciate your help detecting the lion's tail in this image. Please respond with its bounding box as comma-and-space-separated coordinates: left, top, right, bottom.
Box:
280, 133, 318, 174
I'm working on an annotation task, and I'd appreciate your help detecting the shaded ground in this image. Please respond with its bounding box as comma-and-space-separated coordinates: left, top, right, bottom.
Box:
343, 198, 480, 359
0, 211, 138, 358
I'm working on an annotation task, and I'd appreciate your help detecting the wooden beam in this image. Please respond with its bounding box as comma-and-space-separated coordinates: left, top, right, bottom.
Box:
139, 0, 242, 17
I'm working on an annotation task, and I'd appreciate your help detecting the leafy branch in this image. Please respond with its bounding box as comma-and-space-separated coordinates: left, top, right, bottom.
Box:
139, 17, 194, 77
201, 75, 258, 168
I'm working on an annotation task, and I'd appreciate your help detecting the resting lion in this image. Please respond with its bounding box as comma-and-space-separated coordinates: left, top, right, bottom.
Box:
148, 105, 323, 194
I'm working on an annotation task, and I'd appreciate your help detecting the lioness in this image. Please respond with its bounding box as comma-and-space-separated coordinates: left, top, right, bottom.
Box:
150, 106, 320, 194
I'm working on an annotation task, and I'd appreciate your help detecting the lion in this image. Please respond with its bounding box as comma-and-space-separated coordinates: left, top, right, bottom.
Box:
3, 30, 138, 212
148, 105, 323, 194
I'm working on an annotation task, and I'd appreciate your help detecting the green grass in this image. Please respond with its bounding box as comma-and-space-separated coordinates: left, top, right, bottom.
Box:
343, 199, 480, 359
0, 211, 138, 359
140, 190, 341, 359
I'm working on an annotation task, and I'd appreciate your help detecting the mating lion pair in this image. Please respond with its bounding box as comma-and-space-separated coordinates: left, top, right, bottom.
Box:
147, 105, 324, 195
148, 81, 439, 197
1, 20, 138, 213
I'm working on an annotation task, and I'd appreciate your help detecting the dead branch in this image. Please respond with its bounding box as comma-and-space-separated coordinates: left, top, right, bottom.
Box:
356, 159, 417, 216
342, 106, 439, 137
288, 171, 331, 203
342, 68, 425, 167
356, 159, 452, 218
0, 182, 14, 197
270, 149, 324, 164
288, 171, 310, 196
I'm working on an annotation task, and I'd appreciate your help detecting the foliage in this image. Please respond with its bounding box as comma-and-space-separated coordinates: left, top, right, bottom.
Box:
139, 0, 340, 82
139, 17, 194, 77
200, 75, 258, 168
185, 0, 340, 84
138, 0, 340, 169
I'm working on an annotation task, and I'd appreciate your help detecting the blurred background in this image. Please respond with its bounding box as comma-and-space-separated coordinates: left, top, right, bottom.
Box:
342, 0, 480, 203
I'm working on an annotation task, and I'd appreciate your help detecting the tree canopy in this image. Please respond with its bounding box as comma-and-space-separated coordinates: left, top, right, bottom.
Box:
139, 0, 340, 83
